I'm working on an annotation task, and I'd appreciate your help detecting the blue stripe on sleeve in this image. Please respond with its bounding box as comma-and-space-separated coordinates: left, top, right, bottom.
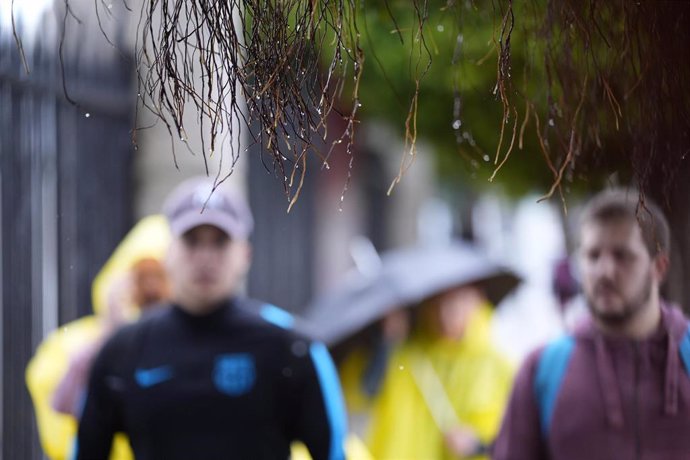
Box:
534, 335, 575, 436
69, 390, 88, 460
260, 304, 295, 329
69, 438, 79, 460
679, 326, 690, 376
309, 342, 347, 460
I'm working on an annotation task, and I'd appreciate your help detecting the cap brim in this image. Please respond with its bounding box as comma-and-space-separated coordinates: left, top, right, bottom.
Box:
170, 210, 246, 239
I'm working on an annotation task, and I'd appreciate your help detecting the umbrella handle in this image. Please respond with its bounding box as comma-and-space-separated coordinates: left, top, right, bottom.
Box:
407, 351, 463, 431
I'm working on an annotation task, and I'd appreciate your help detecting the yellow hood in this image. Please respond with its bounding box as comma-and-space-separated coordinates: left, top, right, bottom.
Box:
91, 214, 171, 317
26, 214, 171, 460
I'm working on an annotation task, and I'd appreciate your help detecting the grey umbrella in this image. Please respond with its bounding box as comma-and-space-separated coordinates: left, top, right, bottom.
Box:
302, 241, 521, 346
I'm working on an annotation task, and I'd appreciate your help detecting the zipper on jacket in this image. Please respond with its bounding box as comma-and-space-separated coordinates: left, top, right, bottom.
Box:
633, 342, 640, 460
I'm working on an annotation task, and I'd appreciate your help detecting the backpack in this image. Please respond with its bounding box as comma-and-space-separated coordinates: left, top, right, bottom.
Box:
534, 326, 690, 436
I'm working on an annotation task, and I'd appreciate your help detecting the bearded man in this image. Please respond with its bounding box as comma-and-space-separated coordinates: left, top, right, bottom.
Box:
493, 188, 690, 460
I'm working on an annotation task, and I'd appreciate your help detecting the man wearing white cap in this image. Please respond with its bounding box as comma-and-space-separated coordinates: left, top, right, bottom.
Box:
74, 177, 347, 460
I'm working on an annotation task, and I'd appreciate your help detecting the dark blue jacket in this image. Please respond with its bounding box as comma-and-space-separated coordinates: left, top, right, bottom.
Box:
75, 298, 347, 460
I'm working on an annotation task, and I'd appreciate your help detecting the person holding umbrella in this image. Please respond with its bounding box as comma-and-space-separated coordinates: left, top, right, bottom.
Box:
304, 242, 520, 459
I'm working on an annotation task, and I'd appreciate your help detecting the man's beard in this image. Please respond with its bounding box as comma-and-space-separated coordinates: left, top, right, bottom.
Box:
586, 275, 653, 327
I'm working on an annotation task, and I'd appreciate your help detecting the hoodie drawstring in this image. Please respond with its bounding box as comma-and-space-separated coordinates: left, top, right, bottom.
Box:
664, 331, 679, 415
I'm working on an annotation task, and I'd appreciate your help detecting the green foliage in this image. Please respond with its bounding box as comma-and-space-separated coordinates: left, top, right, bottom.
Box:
317, 1, 566, 198
322, 0, 690, 203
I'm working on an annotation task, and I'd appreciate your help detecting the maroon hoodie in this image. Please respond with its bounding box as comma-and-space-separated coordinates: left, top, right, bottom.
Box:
493, 305, 690, 460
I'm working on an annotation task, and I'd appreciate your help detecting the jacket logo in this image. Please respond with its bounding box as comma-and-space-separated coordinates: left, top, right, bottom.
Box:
135, 366, 173, 388
213, 354, 255, 396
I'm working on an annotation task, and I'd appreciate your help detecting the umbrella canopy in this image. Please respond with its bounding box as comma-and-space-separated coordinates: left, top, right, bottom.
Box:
302, 242, 521, 346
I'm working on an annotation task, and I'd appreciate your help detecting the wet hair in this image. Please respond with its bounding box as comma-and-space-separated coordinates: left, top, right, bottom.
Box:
580, 189, 670, 257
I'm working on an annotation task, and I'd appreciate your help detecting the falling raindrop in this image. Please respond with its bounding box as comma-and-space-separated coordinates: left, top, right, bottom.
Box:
483, 155, 490, 162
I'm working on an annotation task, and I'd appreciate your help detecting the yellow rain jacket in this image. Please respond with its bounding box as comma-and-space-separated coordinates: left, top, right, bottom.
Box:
25, 215, 171, 460
291, 434, 373, 460
338, 346, 377, 420
366, 304, 514, 460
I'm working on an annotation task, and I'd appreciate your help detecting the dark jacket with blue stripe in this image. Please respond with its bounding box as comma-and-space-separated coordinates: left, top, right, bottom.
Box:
75, 298, 346, 460
493, 304, 690, 460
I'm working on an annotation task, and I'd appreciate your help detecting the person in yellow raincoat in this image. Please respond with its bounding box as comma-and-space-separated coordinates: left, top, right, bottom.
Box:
25, 215, 171, 460
366, 285, 515, 460
333, 308, 411, 438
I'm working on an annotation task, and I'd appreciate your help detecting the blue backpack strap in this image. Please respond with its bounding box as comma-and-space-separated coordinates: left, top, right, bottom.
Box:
678, 324, 690, 376
259, 303, 295, 329
534, 335, 576, 436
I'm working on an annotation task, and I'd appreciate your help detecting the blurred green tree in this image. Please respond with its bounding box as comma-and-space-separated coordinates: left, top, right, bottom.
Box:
342, 0, 690, 307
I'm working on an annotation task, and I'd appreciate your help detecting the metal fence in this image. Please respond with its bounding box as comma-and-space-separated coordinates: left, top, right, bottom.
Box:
0, 29, 135, 459
247, 150, 317, 313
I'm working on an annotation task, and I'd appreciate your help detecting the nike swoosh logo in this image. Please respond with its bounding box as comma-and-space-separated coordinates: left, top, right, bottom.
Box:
135, 366, 173, 388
